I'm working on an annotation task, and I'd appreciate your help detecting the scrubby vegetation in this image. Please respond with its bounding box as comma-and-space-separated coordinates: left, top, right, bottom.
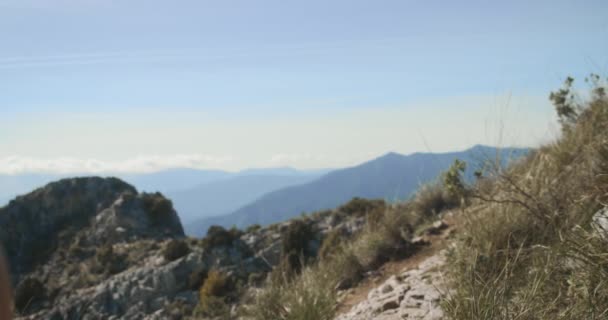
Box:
201, 225, 243, 250
246, 195, 438, 319
141, 192, 174, 226
92, 244, 127, 275
194, 270, 232, 318
443, 74, 608, 319
318, 228, 345, 259
162, 239, 190, 262
280, 220, 317, 275
338, 197, 386, 217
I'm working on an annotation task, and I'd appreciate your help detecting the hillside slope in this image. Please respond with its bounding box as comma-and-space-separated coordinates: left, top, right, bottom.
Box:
441, 78, 608, 319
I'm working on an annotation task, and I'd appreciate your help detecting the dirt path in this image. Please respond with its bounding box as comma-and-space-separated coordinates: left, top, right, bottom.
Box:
335, 218, 455, 320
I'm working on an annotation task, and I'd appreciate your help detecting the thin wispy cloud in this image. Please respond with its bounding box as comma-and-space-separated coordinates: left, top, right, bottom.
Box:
0, 38, 411, 70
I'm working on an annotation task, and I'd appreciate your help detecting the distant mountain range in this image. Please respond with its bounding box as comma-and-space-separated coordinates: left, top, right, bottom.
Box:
166, 171, 326, 223
188, 145, 528, 236
0, 145, 528, 237
0, 167, 329, 208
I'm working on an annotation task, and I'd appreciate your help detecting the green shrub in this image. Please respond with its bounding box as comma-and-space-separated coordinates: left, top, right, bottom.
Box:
245, 224, 262, 233
411, 182, 459, 219
141, 192, 174, 226
201, 225, 243, 250
338, 197, 385, 216
442, 159, 468, 200
162, 239, 190, 262
14, 277, 45, 313
281, 220, 316, 275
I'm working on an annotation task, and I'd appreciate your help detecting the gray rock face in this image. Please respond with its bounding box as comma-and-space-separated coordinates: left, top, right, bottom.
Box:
0, 177, 139, 281
90, 193, 184, 244
592, 206, 608, 238
335, 251, 447, 320
20, 250, 202, 320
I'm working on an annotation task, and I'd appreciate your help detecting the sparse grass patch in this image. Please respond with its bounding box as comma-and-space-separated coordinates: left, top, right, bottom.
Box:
92, 244, 127, 275
318, 229, 345, 260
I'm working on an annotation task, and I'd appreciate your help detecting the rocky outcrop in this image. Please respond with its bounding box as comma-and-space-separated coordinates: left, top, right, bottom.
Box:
335, 251, 447, 320
0, 178, 138, 280
3, 178, 375, 319
0, 177, 193, 318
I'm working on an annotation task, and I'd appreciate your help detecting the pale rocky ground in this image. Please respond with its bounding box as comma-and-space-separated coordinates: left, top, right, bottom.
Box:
335, 218, 453, 320
335, 250, 447, 320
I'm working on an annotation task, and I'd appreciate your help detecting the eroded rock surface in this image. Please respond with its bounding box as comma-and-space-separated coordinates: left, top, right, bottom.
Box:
336, 251, 447, 320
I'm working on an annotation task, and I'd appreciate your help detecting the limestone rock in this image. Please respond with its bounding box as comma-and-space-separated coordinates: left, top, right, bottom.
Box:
335, 251, 448, 320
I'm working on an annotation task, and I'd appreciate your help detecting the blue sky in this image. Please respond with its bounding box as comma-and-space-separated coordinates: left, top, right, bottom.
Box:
0, 0, 607, 173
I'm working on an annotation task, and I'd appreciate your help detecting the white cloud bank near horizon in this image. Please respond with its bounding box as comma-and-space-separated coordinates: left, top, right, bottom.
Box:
0, 154, 235, 175
0, 93, 559, 174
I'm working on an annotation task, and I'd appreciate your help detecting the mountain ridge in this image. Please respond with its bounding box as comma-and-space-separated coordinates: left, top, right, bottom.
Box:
189, 145, 529, 236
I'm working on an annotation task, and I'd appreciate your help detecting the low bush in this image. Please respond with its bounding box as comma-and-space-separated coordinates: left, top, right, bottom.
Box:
162, 239, 190, 262
195, 270, 232, 318
93, 244, 127, 275
245, 224, 261, 233
141, 192, 174, 226
411, 182, 459, 220
338, 197, 385, 217
201, 225, 243, 250
281, 220, 317, 275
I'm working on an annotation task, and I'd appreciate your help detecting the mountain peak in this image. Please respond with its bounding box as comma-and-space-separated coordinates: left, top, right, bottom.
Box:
0, 176, 184, 286
376, 151, 404, 160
